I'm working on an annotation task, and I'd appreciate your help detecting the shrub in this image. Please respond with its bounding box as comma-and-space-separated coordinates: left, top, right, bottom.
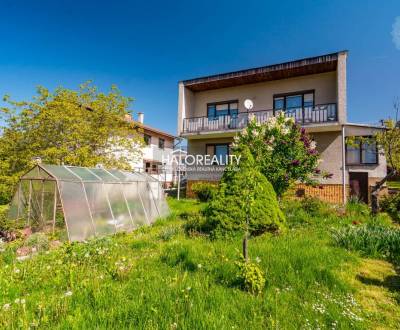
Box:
183, 211, 212, 236
300, 196, 333, 217
380, 193, 400, 223
204, 148, 286, 237
25, 232, 49, 252
332, 223, 400, 263
235, 259, 265, 295
191, 182, 218, 202
0, 205, 11, 230
158, 226, 179, 241
346, 196, 370, 218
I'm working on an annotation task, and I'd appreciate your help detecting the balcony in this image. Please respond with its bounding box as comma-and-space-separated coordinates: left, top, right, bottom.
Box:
182, 103, 337, 134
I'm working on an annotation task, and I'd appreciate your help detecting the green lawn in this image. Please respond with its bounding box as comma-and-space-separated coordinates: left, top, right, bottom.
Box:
387, 180, 400, 190
0, 198, 399, 329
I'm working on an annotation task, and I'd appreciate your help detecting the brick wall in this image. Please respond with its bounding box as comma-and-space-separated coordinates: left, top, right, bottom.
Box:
295, 184, 347, 204
187, 180, 387, 205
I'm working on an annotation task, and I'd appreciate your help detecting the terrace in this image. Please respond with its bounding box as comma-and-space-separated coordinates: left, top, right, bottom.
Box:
182, 103, 337, 134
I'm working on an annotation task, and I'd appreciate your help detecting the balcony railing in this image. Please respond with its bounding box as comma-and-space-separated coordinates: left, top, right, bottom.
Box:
182, 103, 337, 134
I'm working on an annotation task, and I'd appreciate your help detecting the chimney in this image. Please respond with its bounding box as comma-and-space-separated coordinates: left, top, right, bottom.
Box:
137, 112, 144, 124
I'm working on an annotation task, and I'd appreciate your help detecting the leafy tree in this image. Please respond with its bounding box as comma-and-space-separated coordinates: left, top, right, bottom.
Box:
232, 113, 329, 197
371, 101, 400, 213
0, 82, 143, 204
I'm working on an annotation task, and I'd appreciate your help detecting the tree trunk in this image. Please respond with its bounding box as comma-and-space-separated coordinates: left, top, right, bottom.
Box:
243, 205, 250, 262
371, 191, 379, 215
371, 170, 396, 215
242, 235, 248, 262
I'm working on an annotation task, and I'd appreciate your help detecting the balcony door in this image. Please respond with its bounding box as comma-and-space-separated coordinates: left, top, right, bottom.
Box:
207, 101, 238, 120
273, 91, 314, 122
273, 91, 314, 111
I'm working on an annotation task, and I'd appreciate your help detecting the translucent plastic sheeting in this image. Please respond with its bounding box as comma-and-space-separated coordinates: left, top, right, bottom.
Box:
9, 164, 170, 242
58, 181, 95, 241
84, 182, 116, 236
138, 181, 159, 223
103, 183, 133, 232
150, 181, 170, 218
68, 167, 101, 181
122, 183, 148, 227
41, 164, 78, 181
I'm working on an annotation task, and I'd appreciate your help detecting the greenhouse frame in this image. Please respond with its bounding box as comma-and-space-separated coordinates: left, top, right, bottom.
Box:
8, 164, 169, 242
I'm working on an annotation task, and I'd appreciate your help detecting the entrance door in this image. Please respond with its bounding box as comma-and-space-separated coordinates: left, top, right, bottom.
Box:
349, 172, 369, 203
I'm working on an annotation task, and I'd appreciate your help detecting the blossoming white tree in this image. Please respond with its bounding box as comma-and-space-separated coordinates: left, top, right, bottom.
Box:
232, 113, 331, 197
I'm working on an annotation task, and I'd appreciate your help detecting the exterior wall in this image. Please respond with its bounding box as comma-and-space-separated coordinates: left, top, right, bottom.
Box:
312, 131, 344, 185
187, 72, 337, 120
344, 126, 388, 193
177, 82, 194, 135
311, 128, 387, 184
131, 128, 175, 184
336, 51, 347, 124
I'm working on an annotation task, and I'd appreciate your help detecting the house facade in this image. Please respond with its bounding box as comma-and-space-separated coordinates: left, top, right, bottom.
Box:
177, 51, 387, 203
131, 113, 176, 187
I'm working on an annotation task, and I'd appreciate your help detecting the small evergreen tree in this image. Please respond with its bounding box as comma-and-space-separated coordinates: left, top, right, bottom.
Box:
204, 147, 285, 247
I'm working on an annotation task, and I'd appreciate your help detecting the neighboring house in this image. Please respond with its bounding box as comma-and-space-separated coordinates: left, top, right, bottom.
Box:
131, 113, 177, 187
177, 51, 387, 203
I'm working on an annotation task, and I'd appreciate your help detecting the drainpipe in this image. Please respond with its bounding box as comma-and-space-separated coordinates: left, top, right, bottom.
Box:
341, 125, 346, 204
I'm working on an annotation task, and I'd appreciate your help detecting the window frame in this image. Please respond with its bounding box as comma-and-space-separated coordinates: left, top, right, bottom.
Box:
205, 143, 231, 165
158, 138, 165, 150
345, 136, 379, 165
273, 90, 315, 111
144, 134, 151, 146
207, 100, 239, 119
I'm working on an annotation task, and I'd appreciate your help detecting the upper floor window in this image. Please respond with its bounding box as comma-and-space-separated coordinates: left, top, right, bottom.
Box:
273, 91, 314, 110
144, 134, 151, 146
207, 101, 238, 119
346, 137, 378, 165
158, 138, 165, 150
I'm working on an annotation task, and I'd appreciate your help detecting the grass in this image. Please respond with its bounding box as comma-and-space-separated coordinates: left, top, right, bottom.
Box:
0, 198, 399, 329
387, 180, 400, 190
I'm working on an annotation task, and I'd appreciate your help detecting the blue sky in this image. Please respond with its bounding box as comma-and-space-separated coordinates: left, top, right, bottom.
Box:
0, 0, 399, 135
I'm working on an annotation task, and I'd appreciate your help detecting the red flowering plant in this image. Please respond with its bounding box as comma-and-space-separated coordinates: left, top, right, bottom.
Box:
232, 113, 332, 197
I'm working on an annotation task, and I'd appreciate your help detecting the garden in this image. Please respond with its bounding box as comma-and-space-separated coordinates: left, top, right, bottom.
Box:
0, 87, 400, 329
0, 197, 399, 329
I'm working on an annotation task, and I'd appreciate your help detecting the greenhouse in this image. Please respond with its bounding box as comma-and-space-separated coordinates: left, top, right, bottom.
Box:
8, 164, 169, 242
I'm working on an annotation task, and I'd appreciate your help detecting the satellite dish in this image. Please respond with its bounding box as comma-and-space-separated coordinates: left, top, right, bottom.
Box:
244, 99, 254, 110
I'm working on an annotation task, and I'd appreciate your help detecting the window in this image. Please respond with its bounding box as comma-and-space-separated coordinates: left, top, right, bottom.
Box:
286, 95, 302, 109
205, 143, 230, 165
152, 164, 157, 173
207, 101, 238, 119
145, 161, 160, 174
346, 137, 378, 165
145, 162, 151, 173
144, 134, 151, 146
273, 91, 314, 111
158, 138, 165, 149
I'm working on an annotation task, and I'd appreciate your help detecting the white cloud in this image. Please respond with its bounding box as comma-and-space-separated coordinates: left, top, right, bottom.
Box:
392, 16, 400, 50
